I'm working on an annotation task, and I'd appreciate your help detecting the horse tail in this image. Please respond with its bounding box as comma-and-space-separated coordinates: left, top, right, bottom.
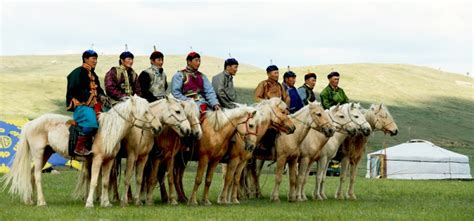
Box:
1, 121, 33, 204
73, 160, 91, 200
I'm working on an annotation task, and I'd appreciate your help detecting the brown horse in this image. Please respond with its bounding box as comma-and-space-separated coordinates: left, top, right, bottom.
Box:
217, 98, 296, 204
141, 99, 202, 205
187, 106, 258, 205
335, 103, 398, 200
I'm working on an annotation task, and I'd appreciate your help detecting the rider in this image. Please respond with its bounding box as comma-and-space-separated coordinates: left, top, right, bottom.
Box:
297, 72, 317, 105
319, 71, 349, 109
138, 50, 168, 102
104, 51, 141, 103
212, 58, 239, 109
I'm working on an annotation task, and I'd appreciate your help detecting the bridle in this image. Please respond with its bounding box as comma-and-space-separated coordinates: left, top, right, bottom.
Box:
291, 108, 332, 131
111, 104, 158, 132
372, 108, 395, 131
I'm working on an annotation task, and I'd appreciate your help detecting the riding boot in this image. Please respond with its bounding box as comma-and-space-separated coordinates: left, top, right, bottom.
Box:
74, 135, 92, 156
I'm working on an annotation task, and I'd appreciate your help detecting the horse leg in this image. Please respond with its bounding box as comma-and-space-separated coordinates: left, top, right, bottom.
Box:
85, 155, 103, 208
158, 162, 168, 203
347, 161, 359, 200
134, 155, 148, 206
175, 163, 187, 203
335, 156, 349, 200
145, 157, 160, 206
166, 157, 178, 205
188, 156, 208, 205
232, 158, 248, 204
121, 153, 136, 206
253, 159, 265, 199
202, 160, 219, 206
301, 161, 314, 201
297, 156, 310, 202
313, 158, 326, 201
288, 158, 298, 202
109, 159, 120, 202
31, 146, 53, 206
100, 159, 114, 207
271, 157, 286, 203
320, 160, 330, 200
218, 158, 238, 204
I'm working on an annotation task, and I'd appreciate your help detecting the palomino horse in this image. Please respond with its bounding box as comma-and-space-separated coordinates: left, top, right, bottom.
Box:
120, 96, 192, 206
217, 98, 296, 204
142, 99, 202, 206
296, 103, 359, 201
175, 97, 295, 204
269, 101, 335, 202
335, 103, 398, 200
312, 103, 372, 201
187, 106, 259, 206
1, 95, 161, 207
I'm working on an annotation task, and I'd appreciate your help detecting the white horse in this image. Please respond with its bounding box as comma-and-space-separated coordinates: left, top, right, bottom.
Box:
120, 96, 192, 206
312, 103, 371, 201
296, 103, 360, 201
270, 102, 335, 202
2, 95, 161, 207
335, 103, 398, 200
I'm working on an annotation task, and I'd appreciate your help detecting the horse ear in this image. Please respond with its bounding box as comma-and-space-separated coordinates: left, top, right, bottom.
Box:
350, 103, 355, 109
335, 103, 340, 110
165, 95, 170, 101
252, 110, 257, 117
379, 103, 383, 110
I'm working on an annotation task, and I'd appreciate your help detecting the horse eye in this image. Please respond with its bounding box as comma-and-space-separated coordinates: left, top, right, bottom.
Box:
249, 124, 254, 128
354, 115, 359, 118
176, 110, 181, 114
339, 115, 344, 119
316, 113, 322, 117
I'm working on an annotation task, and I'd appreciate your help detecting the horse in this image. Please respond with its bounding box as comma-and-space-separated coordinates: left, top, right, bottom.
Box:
187, 105, 259, 206
312, 103, 372, 201
175, 97, 296, 204
334, 103, 398, 200
141, 99, 202, 206
1, 95, 161, 207
217, 98, 296, 204
119, 96, 192, 206
296, 103, 360, 202
268, 101, 335, 202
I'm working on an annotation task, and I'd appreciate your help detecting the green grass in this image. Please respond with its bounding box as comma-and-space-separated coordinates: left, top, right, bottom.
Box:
1, 55, 473, 219
0, 170, 473, 220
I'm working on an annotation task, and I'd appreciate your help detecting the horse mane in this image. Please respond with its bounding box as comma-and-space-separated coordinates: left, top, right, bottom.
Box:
182, 100, 200, 120
206, 106, 253, 131
99, 96, 150, 155
253, 97, 287, 125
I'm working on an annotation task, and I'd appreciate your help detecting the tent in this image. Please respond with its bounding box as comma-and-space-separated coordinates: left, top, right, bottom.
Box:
366, 139, 472, 180
0, 119, 81, 173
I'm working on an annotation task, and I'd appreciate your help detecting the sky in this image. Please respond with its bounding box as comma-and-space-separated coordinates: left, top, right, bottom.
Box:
0, 0, 472, 74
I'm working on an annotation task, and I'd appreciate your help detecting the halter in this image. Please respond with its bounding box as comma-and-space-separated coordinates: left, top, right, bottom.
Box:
269, 101, 290, 131
111, 104, 158, 132
371, 108, 395, 131
163, 111, 188, 128
291, 110, 332, 131
347, 106, 369, 130
328, 108, 353, 132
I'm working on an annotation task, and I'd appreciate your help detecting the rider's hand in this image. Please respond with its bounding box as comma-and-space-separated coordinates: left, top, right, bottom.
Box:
99, 95, 112, 107
213, 104, 221, 111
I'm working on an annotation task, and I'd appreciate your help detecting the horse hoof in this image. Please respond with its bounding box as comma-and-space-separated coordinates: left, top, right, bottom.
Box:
231, 199, 240, 204
121, 201, 128, 207
135, 200, 143, 206
101, 202, 112, 208
85, 202, 94, 208
37, 202, 47, 207
188, 199, 198, 206
170, 199, 178, 206
25, 199, 34, 206
271, 197, 280, 203
202, 200, 212, 206
348, 194, 357, 200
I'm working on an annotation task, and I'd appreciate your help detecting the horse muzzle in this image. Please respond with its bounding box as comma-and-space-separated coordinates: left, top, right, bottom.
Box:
390, 129, 398, 136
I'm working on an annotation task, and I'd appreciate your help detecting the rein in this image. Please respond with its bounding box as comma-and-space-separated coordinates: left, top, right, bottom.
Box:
111, 104, 158, 132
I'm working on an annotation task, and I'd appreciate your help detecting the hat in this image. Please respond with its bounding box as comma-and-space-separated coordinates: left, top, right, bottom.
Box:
224, 58, 239, 68
82, 49, 98, 62
266, 65, 279, 73
120, 51, 134, 60
327, 71, 340, 79
304, 73, 317, 80
186, 51, 201, 61
150, 51, 164, 60
283, 71, 296, 79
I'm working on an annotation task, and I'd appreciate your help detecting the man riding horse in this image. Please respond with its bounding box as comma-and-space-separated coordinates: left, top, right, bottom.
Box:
212, 58, 239, 109
320, 71, 349, 109
104, 51, 141, 103
66, 50, 108, 156
139, 50, 168, 102
171, 51, 221, 114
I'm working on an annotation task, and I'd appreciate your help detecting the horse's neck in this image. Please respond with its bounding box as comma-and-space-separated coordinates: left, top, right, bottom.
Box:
256, 108, 272, 142
291, 108, 312, 144
364, 109, 377, 130
326, 132, 349, 155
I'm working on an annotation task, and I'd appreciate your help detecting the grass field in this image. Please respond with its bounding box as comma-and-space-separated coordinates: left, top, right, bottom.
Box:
0, 170, 473, 220
1, 55, 473, 220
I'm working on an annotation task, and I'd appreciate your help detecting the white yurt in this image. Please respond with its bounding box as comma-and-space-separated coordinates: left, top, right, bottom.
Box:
366, 139, 472, 180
